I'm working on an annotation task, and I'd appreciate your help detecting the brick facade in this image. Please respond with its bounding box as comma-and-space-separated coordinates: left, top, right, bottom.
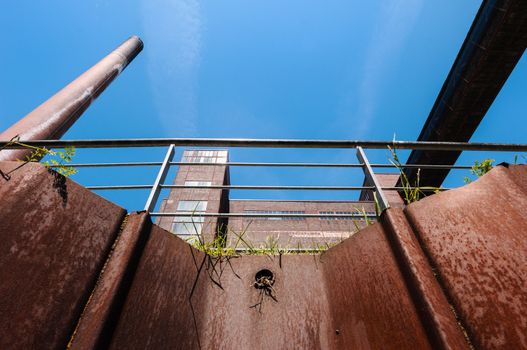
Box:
159, 150, 380, 248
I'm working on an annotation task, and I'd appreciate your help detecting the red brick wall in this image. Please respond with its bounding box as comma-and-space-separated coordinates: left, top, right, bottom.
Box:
227, 200, 376, 248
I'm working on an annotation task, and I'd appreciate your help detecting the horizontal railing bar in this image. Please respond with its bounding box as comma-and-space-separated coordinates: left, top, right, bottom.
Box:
162, 185, 450, 191
86, 185, 153, 190
230, 199, 377, 203
66, 161, 163, 168
382, 186, 450, 191
171, 161, 364, 167
45, 161, 473, 169
3, 138, 527, 151
370, 163, 473, 170
150, 212, 378, 218
85, 184, 450, 191
160, 185, 374, 190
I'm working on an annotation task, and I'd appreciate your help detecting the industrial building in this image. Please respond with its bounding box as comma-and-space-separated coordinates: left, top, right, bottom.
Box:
157, 149, 376, 248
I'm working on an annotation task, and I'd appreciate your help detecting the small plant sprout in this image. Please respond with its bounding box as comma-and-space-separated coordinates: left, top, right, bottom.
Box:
464, 159, 494, 184
0, 136, 77, 179
513, 154, 527, 164
388, 145, 440, 203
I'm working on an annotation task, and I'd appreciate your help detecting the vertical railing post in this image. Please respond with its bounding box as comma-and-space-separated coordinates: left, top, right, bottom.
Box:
144, 144, 175, 212
356, 146, 390, 212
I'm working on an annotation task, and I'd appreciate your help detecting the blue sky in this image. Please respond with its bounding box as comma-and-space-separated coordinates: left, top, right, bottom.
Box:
1, 1, 525, 210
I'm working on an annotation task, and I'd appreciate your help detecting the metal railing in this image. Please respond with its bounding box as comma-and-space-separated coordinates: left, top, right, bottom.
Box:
2, 138, 525, 220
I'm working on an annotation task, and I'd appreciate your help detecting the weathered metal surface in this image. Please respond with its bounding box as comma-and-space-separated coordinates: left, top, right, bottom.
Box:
321, 222, 433, 349
0, 36, 143, 162
405, 164, 527, 349
0, 161, 126, 349
404, 0, 527, 187
108, 225, 208, 349
107, 217, 434, 349
381, 209, 469, 349
2, 161, 527, 350
69, 212, 152, 350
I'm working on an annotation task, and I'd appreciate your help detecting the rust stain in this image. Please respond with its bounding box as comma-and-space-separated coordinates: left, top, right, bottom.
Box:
405, 165, 527, 349
0, 161, 126, 349
381, 208, 470, 349
106, 219, 432, 349
2, 162, 527, 349
69, 212, 151, 350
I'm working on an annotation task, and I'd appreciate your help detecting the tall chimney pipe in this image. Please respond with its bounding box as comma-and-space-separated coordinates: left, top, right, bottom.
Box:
0, 35, 143, 161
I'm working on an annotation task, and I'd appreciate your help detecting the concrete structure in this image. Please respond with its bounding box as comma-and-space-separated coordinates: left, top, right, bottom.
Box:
158, 150, 376, 248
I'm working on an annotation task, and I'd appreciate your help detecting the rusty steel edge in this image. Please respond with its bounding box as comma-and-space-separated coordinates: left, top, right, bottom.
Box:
68, 212, 152, 350
380, 209, 472, 349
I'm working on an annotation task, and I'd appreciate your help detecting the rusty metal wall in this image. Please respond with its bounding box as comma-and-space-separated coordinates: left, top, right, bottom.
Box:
1, 161, 526, 349
69, 212, 152, 350
405, 164, 527, 349
0, 161, 126, 349
321, 223, 434, 349
104, 223, 431, 349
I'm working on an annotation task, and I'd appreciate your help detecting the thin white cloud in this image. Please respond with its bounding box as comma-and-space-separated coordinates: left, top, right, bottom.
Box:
354, 0, 423, 137
141, 0, 202, 135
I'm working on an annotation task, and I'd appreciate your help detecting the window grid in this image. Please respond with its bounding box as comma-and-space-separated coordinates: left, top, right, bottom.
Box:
243, 210, 305, 221
184, 181, 212, 187
182, 150, 228, 164
319, 211, 375, 220
172, 200, 208, 236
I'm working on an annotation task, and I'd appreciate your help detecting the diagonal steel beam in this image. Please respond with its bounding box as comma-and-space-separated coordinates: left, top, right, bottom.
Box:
404, 0, 527, 188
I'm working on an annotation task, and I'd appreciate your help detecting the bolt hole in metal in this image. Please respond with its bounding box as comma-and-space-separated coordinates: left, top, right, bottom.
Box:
254, 269, 274, 289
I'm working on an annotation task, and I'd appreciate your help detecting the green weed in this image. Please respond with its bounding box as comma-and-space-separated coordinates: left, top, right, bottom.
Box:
0, 135, 77, 179
464, 159, 494, 184
388, 145, 440, 203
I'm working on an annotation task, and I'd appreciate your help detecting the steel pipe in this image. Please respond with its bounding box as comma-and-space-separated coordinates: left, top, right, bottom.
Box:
149, 212, 378, 219
0, 36, 143, 161
3, 138, 527, 152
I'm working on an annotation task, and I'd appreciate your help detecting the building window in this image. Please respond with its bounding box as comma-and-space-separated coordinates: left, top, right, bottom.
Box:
172, 200, 208, 236
319, 211, 334, 220
244, 210, 305, 221
319, 211, 376, 220
183, 150, 228, 164
184, 181, 212, 187
172, 216, 205, 236
177, 200, 208, 212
